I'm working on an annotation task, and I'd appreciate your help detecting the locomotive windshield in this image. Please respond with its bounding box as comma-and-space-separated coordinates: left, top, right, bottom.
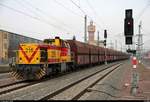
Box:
43, 39, 55, 44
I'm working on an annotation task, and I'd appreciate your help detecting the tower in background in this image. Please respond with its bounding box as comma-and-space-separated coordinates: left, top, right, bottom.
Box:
88, 21, 96, 45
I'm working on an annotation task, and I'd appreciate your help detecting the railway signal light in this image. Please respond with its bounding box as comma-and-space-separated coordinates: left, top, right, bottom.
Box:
104, 30, 107, 39
125, 19, 134, 36
124, 9, 134, 36
125, 36, 132, 44
104, 40, 106, 46
125, 9, 132, 18
73, 35, 76, 40
124, 9, 134, 45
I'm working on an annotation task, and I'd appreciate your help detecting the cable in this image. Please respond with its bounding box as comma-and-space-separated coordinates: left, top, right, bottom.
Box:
53, 0, 83, 18
22, 0, 79, 33
0, 3, 69, 32
70, 0, 104, 30
14, 0, 40, 17
69, 0, 92, 19
73, 1, 105, 31
86, 0, 105, 28
70, 0, 86, 15
16, 0, 71, 32
136, 0, 150, 23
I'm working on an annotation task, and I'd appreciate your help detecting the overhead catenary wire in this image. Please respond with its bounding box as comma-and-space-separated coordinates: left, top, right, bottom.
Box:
69, 0, 105, 30
86, 0, 105, 29
136, 0, 150, 23
0, 3, 70, 33
135, 0, 150, 54
2, 0, 108, 39
70, 0, 87, 15
16, 0, 105, 35
53, 0, 83, 18
21, 0, 80, 33
14, 0, 40, 18
15, 0, 72, 33
69, 0, 92, 19
53, 0, 105, 36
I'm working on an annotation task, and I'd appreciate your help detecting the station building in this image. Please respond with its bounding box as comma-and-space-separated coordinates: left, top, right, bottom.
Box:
0, 30, 42, 64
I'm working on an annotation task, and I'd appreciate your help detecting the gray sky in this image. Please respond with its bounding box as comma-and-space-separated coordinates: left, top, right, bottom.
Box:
0, 0, 150, 51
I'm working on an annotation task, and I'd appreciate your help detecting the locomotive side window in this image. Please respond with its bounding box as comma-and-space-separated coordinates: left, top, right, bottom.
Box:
40, 47, 48, 62
61, 40, 66, 48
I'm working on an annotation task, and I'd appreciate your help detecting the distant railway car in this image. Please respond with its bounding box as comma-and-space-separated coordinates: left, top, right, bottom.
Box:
10, 37, 129, 80
98, 47, 103, 63
90, 45, 99, 65
67, 40, 90, 67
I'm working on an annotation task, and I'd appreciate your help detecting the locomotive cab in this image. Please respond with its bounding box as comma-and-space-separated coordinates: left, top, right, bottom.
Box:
43, 37, 73, 72
40, 47, 48, 62
44, 37, 72, 63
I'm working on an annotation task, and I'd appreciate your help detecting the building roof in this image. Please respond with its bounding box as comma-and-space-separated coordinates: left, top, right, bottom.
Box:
0, 29, 42, 41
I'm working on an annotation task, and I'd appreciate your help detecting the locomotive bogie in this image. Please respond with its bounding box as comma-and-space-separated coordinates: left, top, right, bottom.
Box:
12, 64, 46, 80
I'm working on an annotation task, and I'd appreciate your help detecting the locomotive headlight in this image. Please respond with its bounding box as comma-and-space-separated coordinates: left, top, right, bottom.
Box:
19, 57, 22, 63
36, 57, 39, 63
20, 57, 22, 60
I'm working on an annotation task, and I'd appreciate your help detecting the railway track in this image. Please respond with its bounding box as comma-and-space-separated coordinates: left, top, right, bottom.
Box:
41, 63, 122, 100
0, 82, 30, 95
0, 72, 11, 79
0, 72, 19, 88
0, 80, 24, 89
0, 73, 75, 96
0, 61, 124, 100
0, 65, 83, 96
0, 80, 41, 96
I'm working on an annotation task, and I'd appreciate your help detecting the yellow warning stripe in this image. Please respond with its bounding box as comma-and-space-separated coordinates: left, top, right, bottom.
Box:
35, 67, 47, 79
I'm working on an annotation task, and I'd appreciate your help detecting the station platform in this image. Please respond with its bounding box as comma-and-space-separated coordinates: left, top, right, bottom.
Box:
115, 59, 150, 100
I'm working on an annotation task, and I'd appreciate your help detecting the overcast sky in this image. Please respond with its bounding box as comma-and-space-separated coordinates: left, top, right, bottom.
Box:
0, 0, 150, 51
